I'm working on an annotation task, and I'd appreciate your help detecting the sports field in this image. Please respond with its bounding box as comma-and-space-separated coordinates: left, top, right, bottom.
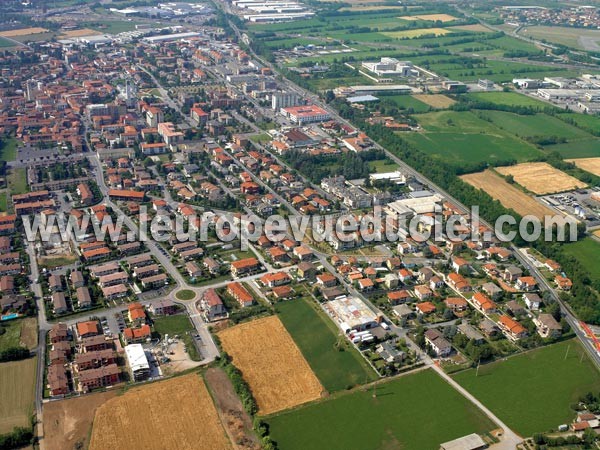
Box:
276, 297, 376, 392
566, 157, 600, 176
0, 357, 36, 434
218, 315, 324, 414
89, 374, 230, 450
461, 170, 556, 220
453, 340, 600, 437
496, 163, 587, 195
268, 369, 495, 450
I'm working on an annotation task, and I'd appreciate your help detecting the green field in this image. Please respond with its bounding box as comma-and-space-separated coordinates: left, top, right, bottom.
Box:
404, 111, 542, 165
0, 37, 16, 48
383, 95, 432, 113
453, 340, 600, 437
368, 159, 399, 173
480, 111, 593, 141
151, 314, 200, 361
7, 168, 27, 195
521, 25, 600, 51
83, 20, 140, 34
0, 320, 23, 351
465, 91, 550, 108
275, 297, 376, 391
545, 139, 600, 158
0, 357, 36, 434
562, 238, 600, 284
268, 369, 495, 450
0, 138, 18, 162
558, 113, 600, 135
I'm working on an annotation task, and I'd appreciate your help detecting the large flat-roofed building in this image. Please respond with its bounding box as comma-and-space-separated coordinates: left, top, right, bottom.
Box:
280, 105, 330, 125
324, 295, 379, 333
362, 58, 417, 77
125, 343, 150, 381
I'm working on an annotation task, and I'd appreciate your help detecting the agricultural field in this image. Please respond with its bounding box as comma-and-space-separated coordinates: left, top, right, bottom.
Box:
218, 315, 324, 415
82, 20, 140, 34
460, 170, 556, 220
0, 357, 36, 434
496, 162, 587, 195
566, 157, 600, 176
43, 391, 117, 450
267, 369, 495, 450
413, 93, 455, 108
562, 238, 600, 284
275, 297, 376, 392
464, 91, 550, 108
89, 374, 230, 450
59, 28, 102, 38
399, 13, 458, 22
382, 28, 452, 39
448, 24, 492, 33
0, 27, 49, 37
382, 94, 431, 113
0, 37, 16, 48
558, 113, 600, 135
453, 340, 600, 437
480, 111, 593, 142
403, 111, 542, 165
520, 25, 600, 51
544, 139, 600, 159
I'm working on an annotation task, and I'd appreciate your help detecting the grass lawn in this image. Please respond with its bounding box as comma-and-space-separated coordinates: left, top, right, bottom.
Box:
0, 193, 7, 213
39, 255, 78, 270
544, 139, 600, 158
175, 289, 195, 301
151, 314, 200, 361
368, 159, 398, 174
453, 340, 600, 437
250, 133, 272, 144
0, 137, 18, 162
0, 319, 23, 351
275, 297, 376, 392
383, 95, 432, 113
464, 91, 551, 108
267, 369, 495, 450
562, 238, 600, 284
8, 168, 27, 195
0, 357, 36, 434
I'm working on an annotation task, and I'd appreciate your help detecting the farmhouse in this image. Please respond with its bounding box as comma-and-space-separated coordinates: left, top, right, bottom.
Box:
324, 295, 379, 333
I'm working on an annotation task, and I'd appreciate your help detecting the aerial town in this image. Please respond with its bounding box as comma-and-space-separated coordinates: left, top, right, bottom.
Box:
0, 1, 600, 450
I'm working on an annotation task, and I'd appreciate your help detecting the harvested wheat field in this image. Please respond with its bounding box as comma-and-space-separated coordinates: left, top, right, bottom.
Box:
0, 27, 48, 37
60, 28, 102, 38
400, 13, 457, 22
566, 157, 600, 177
218, 315, 324, 415
413, 94, 456, 108
594, 230, 600, 238
43, 390, 117, 450
497, 163, 587, 195
89, 374, 230, 450
461, 170, 556, 219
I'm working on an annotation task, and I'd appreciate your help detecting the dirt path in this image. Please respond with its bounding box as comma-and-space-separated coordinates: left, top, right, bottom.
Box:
205, 367, 260, 450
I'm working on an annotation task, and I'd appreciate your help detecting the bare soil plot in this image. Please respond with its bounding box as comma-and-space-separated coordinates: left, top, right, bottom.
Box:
43, 390, 117, 450
594, 230, 600, 238
89, 374, 230, 450
19, 317, 37, 349
413, 94, 456, 108
461, 170, 556, 219
0, 357, 36, 434
566, 157, 600, 177
400, 13, 457, 22
496, 162, 587, 195
205, 367, 261, 450
0, 28, 48, 37
60, 28, 102, 38
218, 315, 324, 415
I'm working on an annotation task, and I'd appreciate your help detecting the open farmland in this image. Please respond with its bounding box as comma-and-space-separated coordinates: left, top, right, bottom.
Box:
383, 28, 452, 39
413, 93, 455, 108
276, 297, 376, 392
43, 391, 117, 450
383, 95, 431, 113
453, 340, 600, 437
562, 238, 600, 285
496, 163, 587, 195
59, 28, 102, 38
267, 369, 495, 450
0, 27, 49, 37
461, 170, 556, 219
89, 374, 230, 450
0, 357, 36, 434
520, 25, 600, 51
448, 24, 492, 33
465, 92, 550, 108
544, 139, 600, 159
399, 13, 458, 22
566, 157, 600, 177
218, 315, 324, 414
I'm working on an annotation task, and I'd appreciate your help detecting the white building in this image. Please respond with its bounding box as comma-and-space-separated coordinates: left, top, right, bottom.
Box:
124, 344, 150, 381
324, 296, 379, 332
361, 58, 418, 77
